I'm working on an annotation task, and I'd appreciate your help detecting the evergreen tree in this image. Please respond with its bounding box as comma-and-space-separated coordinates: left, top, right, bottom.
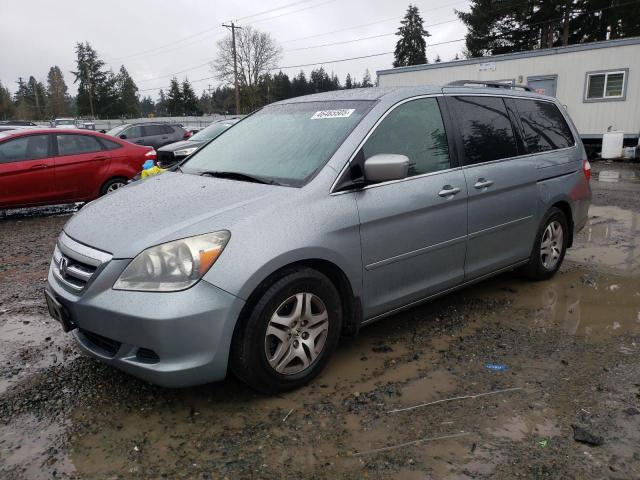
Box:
72, 42, 107, 117
198, 90, 212, 115
272, 71, 292, 101
393, 5, 430, 67
361, 69, 373, 88
156, 89, 167, 116
345, 73, 353, 89
181, 78, 200, 115
26, 76, 47, 120
116, 66, 139, 118
0, 81, 15, 120
139, 95, 155, 117
165, 77, 182, 115
13, 77, 31, 120
291, 70, 309, 97
46, 66, 68, 118
309, 67, 331, 93
96, 70, 119, 118
330, 72, 341, 90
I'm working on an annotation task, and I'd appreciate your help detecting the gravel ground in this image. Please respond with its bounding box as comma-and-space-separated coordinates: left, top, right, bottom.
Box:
1, 161, 639, 479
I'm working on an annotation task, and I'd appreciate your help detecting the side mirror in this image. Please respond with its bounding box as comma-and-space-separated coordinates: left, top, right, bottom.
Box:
364, 154, 409, 183
119, 134, 127, 139
99, 129, 107, 134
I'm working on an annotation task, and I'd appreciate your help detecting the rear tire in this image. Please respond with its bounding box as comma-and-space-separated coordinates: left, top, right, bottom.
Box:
100, 177, 127, 196
520, 207, 569, 280
230, 268, 342, 394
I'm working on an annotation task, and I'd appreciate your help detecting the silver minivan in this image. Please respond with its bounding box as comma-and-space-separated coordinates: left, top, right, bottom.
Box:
45, 85, 591, 393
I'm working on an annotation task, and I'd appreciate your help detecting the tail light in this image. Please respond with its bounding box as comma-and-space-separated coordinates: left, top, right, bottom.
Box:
183, 131, 193, 139
145, 149, 157, 159
582, 159, 591, 181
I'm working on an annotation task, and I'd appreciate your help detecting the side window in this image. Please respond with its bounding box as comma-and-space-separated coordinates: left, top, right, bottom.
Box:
144, 125, 164, 136
124, 126, 143, 138
449, 96, 519, 164
98, 138, 122, 150
162, 125, 175, 134
0, 135, 49, 163
57, 135, 103, 156
513, 99, 574, 153
362, 98, 450, 177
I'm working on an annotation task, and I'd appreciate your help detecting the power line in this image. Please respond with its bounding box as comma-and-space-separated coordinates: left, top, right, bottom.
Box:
231, 0, 318, 22
284, 19, 461, 52
247, 0, 338, 25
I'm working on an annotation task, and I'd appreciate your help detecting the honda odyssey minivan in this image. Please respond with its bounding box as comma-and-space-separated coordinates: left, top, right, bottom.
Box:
45, 85, 591, 393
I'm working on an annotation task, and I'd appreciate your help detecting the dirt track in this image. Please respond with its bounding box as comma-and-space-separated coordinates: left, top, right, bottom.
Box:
1, 161, 639, 479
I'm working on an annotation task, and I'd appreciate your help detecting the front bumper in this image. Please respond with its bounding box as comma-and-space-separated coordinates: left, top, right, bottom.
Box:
47, 257, 245, 387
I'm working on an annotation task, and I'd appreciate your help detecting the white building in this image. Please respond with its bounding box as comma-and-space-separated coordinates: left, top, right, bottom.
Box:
377, 37, 640, 150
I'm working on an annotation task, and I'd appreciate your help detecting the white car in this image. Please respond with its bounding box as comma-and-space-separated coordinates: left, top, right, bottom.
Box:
54, 118, 77, 129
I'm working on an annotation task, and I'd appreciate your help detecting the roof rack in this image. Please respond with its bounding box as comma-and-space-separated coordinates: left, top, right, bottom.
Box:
446, 80, 534, 92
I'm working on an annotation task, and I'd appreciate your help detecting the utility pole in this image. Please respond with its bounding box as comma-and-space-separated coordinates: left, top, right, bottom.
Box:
207, 84, 214, 115
222, 22, 242, 114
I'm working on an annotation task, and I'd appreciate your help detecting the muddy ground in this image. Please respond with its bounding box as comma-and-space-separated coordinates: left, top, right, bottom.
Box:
1, 161, 639, 479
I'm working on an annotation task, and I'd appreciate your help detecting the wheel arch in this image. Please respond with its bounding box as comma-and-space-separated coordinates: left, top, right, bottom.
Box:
550, 200, 574, 247
232, 258, 362, 346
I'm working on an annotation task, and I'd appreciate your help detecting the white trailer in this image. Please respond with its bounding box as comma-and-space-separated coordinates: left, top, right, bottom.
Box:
377, 37, 640, 155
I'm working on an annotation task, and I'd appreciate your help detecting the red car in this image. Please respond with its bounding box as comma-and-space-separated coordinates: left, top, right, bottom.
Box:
0, 128, 156, 209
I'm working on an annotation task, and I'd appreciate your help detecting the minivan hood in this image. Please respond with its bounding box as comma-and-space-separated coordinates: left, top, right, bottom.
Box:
64, 172, 293, 258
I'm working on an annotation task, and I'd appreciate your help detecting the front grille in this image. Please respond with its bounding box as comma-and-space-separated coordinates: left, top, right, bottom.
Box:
80, 329, 121, 357
157, 151, 175, 168
51, 232, 112, 294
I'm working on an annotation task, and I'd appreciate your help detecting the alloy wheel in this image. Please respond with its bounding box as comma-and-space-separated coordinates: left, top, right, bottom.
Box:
540, 220, 563, 270
106, 182, 125, 193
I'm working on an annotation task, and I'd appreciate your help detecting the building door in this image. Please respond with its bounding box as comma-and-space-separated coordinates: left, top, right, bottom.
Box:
527, 75, 558, 97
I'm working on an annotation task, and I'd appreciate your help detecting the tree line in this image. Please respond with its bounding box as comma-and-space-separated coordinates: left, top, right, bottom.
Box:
457, 0, 640, 57
2, 2, 638, 121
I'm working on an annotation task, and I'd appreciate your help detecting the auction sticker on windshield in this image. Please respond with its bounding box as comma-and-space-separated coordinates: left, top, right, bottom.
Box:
311, 109, 355, 119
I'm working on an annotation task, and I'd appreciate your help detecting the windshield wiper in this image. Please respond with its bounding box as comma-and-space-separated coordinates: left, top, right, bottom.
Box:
199, 170, 278, 185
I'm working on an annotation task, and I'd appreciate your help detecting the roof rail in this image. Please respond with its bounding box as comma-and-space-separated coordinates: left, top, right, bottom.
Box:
446, 80, 534, 92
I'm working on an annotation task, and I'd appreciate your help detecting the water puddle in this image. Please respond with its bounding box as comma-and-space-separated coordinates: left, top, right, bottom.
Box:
567, 205, 640, 275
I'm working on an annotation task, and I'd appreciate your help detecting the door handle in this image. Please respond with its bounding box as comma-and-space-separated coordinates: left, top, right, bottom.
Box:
92, 156, 108, 161
30, 164, 47, 170
474, 178, 494, 189
438, 185, 461, 198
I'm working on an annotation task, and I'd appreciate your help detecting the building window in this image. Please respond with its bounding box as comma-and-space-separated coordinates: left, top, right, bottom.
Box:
585, 70, 627, 101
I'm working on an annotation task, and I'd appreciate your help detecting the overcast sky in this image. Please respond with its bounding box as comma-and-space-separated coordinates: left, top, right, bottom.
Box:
0, 0, 470, 99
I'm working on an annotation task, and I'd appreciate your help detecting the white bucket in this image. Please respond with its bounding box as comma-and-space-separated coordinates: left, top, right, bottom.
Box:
602, 131, 624, 159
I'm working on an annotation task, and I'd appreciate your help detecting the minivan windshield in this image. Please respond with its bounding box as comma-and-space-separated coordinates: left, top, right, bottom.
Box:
182, 101, 372, 186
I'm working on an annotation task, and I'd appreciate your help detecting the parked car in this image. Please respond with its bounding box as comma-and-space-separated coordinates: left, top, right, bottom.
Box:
0, 125, 38, 132
0, 128, 156, 209
0, 120, 38, 126
45, 86, 590, 393
156, 118, 240, 168
105, 122, 187, 149
54, 118, 77, 129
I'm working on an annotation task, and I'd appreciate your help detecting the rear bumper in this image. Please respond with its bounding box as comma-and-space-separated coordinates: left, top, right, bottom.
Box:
47, 261, 245, 387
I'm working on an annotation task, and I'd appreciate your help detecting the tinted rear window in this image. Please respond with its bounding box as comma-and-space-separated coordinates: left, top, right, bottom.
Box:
449, 96, 519, 164
513, 99, 574, 153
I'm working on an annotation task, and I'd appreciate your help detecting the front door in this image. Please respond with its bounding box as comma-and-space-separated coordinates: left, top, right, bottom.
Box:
0, 134, 54, 208
356, 97, 468, 319
446, 95, 538, 280
527, 75, 557, 97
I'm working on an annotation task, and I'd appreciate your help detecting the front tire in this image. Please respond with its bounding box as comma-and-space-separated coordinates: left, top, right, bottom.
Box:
230, 268, 342, 394
521, 207, 569, 280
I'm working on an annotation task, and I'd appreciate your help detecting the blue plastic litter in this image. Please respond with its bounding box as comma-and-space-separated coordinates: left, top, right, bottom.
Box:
143, 159, 155, 170
485, 363, 509, 372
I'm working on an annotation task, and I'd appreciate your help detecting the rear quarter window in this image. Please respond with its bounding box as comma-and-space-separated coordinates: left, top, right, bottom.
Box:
513, 99, 575, 153
99, 138, 123, 150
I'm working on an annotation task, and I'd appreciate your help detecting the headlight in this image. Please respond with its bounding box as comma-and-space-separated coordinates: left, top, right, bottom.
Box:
113, 231, 230, 292
174, 147, 198, 157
